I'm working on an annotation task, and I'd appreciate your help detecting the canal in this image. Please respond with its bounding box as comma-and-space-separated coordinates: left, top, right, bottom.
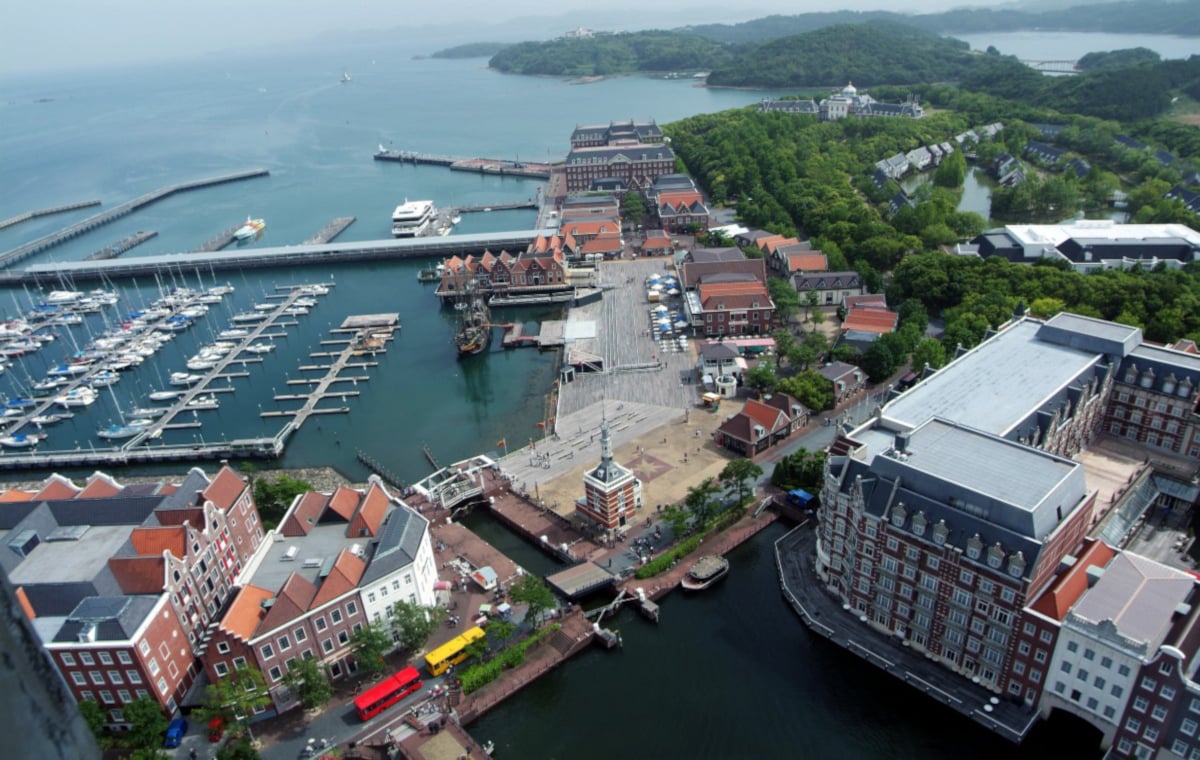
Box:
454, 514, 1103, 759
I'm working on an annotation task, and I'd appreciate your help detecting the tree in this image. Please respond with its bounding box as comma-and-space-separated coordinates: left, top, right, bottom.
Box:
251, 473, 312, 530
776, 369, 833, 411
282, 657, 333, 711
685, 477, 721, 524
745, 360, 776, 393
720, 459, 763, 504
217, 734, 262, 760
910, 338, 946, 372
390, 600, 444, 653
770, 448, 827, 493
620, 191, 646, 227
197, 664, 271, 742
77, 698, 108, 748
350, 622, 394, 680
123, 696, 168, 751
509, 574, 557, 627
485, 618, 518, 648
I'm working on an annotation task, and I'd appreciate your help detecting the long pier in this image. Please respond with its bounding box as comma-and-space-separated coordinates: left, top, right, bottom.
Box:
85, 230, 158, 261
450, 202, 538, 214
303, 216, 356, 244
0, 200, 102, 231
193, 223, 245, 253
10, 229, 551, 284
0, 169, 269, 268
374, 149, 553, 180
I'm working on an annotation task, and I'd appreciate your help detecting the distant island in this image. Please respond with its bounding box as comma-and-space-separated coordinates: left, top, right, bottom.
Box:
431, 42, 512, 59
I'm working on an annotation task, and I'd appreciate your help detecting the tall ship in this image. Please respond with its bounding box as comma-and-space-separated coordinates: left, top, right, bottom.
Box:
234, 217, 266, 241
454, 288, 490, 357
391, 199, 436, 237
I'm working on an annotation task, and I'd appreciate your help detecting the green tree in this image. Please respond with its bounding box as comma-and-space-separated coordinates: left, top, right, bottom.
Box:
804, 290, 821, 320
934, 150, 967, 188
770, 448, 827, 493
745, 360, 777, 394
485, 618, 518, 648
251, 473, 312, 530
910, 338, 947, 372
509, 574, 557, 628
217, 734, 262, 760
123, 696, 168, 751
390, 600, 444, 653
719, 459, 763, 504
776, 369, 834, 411
77, 698, 108, 748
197, 664, 271, 742
282, 657, 332, 710
685, 477, 721, 524
768, 278, 801, 323
620, 191, 647, 227
350, 622, 395, 679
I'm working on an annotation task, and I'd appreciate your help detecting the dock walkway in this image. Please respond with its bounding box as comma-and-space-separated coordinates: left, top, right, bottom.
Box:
85, 230, 157, 260
374, 149, 553, 180
0, 200, 101, 231
303, 216, 356, 244
0, 169, 269, 267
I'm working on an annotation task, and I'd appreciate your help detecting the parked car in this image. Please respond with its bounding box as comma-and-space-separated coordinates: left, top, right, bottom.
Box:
208, 716, 225, 742
164, 717, 188, 748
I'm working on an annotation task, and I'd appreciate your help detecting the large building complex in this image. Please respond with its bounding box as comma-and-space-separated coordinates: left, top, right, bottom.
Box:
965, 221, 1200, 272
791, 312, 1200, 755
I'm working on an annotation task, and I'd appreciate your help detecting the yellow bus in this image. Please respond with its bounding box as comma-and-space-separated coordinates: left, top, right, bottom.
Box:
424, 626, 486, 676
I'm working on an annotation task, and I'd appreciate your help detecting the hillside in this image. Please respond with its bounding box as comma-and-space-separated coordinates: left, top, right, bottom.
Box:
488, 31, 730, 77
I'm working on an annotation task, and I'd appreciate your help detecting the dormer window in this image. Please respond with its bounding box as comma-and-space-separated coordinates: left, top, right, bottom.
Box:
966, 534, 983, 561
912, 512, 927, 537
987, 543, 1004, 570
932, 520, 948, 546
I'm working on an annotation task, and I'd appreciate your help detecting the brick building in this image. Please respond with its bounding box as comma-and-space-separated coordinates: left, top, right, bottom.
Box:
564, 144, 676, 193
578, 417, 642, 535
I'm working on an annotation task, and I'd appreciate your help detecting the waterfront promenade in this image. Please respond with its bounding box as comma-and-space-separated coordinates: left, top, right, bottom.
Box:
775, 523, 1039, 743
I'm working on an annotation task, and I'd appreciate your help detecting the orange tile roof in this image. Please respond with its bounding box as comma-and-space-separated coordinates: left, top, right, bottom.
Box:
643, 238, 672, 250
786, 252, 828, 271
311, 549, 367, 608
220, 585, 276, 641
581, 238, 622, 254
78, 473, 123, 499
282, 492, 329, 537
327, 487, 361, 522
259, 574, 318, 633
33, 475, 79, 501
843, 306, 898, 335
130, 526, 187, 559
699, 281, 770, 298
108, 556, 167, 595
0, 488, 36, 502
741, 399, 789, 432
349, 482, 389, 538
203, 466, 247, 511
562, 220, 620, 237
753, 234, 788, 254
1029, 539, 1116, 621
15, 586, 35, 620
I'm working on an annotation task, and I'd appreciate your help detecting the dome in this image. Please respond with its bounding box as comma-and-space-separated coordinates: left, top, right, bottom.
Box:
842, 81, 857, 96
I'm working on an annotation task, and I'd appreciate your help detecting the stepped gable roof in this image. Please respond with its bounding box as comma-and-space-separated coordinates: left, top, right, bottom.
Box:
326, 487, 361, 522
361, 502, 429, 586
793, 270, 862, 292
107, 556, 167, 595
258, 573, 318, 633
33, 475, 79, 501
311, 549, 367, 608
129, 526, 186, 560
52, 595, 159, 644
78, 473, 123, 499
203, 466, 246, 511
348, 481, 389, 539
1029, 539, 1115, 621
281, 492, 330, 537
219, 585, 275, 641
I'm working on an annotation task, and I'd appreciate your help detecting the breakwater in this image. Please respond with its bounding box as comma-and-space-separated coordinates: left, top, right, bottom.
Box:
0, 200, 102, 231
0, 169, 269, 267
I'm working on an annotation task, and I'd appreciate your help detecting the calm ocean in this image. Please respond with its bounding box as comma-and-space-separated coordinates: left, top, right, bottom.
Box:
2, 32, 1162, 757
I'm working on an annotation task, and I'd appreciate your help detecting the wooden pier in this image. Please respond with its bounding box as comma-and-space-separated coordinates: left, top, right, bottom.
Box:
85, 230, 158, 261
0, 169, 269, 268
373, 148, 553, 179
303, 216, 356, 244
0, 199, 102, 231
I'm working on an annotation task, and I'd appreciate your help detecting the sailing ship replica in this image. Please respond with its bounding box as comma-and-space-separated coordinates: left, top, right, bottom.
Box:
454, 285, 490, 357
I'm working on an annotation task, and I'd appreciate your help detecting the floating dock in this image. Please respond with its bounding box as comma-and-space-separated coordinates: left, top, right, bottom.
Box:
303, 216, 356, 245
0, 169, 269, 268
85, 230, 158, 261
374, 148, 553, 179
0, 200, 102, 231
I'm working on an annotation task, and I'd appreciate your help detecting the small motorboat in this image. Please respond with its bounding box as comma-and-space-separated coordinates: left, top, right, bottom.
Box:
127, 418, 156, 428
218, 328, 250, 339
55, 387, 99, 408
185, 395, 220, 411
88, 371, 120, 388
97, 423, 141, 440
128, 407, 167, 418
681, 555, 730, 591
31, 413, 72, 426
169, 372, 202, 386
186, 359, 217, 371
244, 342, 275, 354
1, 433, 46, 448
148, 390, 183, 402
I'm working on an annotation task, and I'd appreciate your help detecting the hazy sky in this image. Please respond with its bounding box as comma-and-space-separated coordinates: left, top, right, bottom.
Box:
6, 0, 1004, 76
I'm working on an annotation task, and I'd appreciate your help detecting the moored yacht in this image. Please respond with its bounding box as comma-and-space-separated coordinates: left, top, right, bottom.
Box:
391, 199, 436, 237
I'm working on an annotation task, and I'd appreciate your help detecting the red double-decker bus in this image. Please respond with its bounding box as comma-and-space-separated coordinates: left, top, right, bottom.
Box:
354, 666, 423, 721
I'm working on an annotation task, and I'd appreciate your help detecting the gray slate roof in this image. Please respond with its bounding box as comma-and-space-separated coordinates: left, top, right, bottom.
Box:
52, 595, 159, 644
360, 504, 429, 586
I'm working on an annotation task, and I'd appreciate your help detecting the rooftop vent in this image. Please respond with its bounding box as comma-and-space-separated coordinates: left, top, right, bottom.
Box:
282, 546, 298, 562
1086, 565, 1105, 587
1175, 603, 1193, 618
302, 558, 323, 569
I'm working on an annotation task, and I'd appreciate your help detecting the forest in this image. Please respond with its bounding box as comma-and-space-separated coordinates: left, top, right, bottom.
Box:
488, 32, 730, 77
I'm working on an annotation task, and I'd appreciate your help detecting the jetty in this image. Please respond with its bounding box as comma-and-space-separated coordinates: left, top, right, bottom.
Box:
84, 230, 158, 261
193, 223, 245, 253
374, 148, 553, 179
0, 200, 102, 231
13, 229, 552, 284
303, 216, 356, 244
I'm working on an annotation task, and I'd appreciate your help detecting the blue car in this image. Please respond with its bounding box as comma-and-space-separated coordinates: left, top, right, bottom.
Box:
164, 717, 188, 748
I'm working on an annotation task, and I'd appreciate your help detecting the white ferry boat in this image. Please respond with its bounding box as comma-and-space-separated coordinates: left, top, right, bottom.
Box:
391, 199, 436, 238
